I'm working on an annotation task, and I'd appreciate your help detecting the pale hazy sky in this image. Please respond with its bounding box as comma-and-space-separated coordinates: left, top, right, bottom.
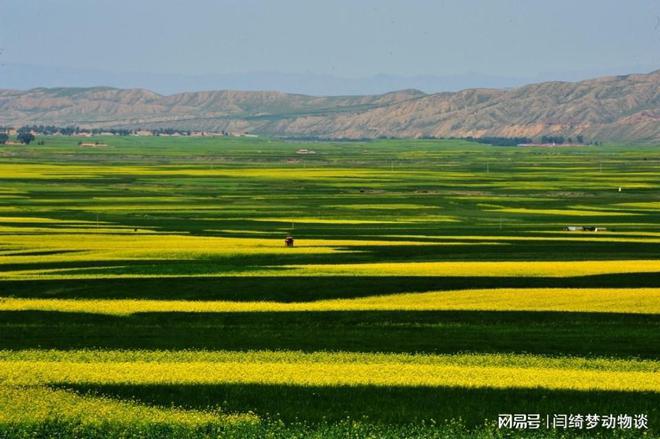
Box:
2, 0, 659, 78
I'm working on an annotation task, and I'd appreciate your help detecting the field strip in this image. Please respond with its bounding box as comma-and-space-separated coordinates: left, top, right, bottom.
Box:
0, 385, 252, 426
1, 288, 659, 314
486, 208, 638, 216
0, 234, 471, 256
2, 260, 659, 280
1, 360, 658, 392
384, 234, 660, 243
285, 260, 660, 277
250, 216, 460, 224
2, 351, 656, 371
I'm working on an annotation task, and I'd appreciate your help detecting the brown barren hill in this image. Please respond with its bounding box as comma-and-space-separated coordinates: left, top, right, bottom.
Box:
0, 70, 658, 143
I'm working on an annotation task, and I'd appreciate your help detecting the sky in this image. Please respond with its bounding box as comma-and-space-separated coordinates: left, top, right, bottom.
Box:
1, 0, 659, 93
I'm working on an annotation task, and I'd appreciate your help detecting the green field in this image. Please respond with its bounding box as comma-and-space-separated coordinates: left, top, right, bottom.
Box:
0, 136, 659, 438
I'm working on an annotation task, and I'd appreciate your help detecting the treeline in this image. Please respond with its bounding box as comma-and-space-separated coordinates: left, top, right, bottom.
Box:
371, 135, 593, 146
465, 135, 595, 146
0, 127, 36, 145
7, 125, 137, 136
539, 135, 587, 144
2, 125, 231, 137
1, 126, 600, 146
465, 136, 533, 146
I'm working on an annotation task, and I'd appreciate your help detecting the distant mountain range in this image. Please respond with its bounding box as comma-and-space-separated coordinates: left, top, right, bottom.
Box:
1, 64, 537, 96
1, 70, 658, 143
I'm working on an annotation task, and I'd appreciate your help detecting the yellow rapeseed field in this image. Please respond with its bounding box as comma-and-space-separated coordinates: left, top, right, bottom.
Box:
0, 385, 255, 427
3, 350, 656, 371
487, 207, 638, 216
286, 260, 660, 277
1, 288, 658, 315
1, 142, 659, 437
1, 356, 658, 392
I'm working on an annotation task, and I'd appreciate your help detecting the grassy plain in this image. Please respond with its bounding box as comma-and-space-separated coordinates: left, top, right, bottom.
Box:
0, 136, 658, 437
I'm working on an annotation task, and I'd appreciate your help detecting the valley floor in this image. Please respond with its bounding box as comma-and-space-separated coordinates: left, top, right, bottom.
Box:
0, 137, 658, 437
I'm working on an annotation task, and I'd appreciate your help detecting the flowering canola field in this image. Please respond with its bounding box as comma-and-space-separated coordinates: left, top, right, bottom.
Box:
0, 137, 658, 438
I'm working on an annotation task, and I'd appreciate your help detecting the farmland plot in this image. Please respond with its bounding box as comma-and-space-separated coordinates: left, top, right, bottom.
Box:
0, 137, 658, 437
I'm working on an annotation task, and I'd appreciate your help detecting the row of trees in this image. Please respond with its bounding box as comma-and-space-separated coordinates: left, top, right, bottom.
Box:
10, 125, 135, 137
464, 135, 594, 146
375, 135, 594, 146
2, 125, 238, 146
465, 136, 533, 146
0, 131, 35, 145
1, 126, 598, 146
0, 134, 35, 144
17, 127, 36, 144
0, 127, 11, 144
539, 135, 586, 144
8, 125, 232, 137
